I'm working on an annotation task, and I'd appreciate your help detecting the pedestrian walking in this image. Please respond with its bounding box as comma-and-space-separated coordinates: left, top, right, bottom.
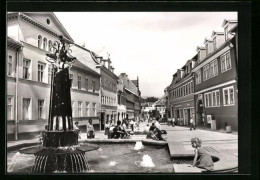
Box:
190, 118, 196, 130
130, 119, 134, 132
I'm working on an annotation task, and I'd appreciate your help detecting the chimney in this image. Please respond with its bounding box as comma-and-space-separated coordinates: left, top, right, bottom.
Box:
196, 46, 206, 63
137, 76, 139, 88
111, 66, 115, 73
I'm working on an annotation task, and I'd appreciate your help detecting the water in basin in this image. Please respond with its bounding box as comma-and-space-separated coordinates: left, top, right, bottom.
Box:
7, 143, 193, 173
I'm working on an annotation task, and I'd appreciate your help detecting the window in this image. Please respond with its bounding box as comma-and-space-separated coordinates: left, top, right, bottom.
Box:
85, 78, 88, 91
7, 96, 14, 120
69, 73, 74, 86
221, 51, 232, 72
53, 42, 57, 49
48, 40, 52, 52
38, 35, 42, 48
78, 101, 82, 117
216, 91, 220, 106
23, 59, 30, 79
38, 99, 44, 119
43, 37, 47, 50
23, 98, 30, 120
223, 86, 235, 106
85, 102, 89, 116
213, 60, 218, 76
196, 70, 201, 84
191, 81, 194, 93
183, 85, 185, 96
203, 64, 210, 80
71, 101, 75, 117
93, 103, 96, 116
8, 55, 13, 76
38, 63, 45, 82
187, 83, 190, 95
78, 75, 82, 90
213, 37, 217, 50
48, 64, 52, 84
204, 93, 212, 108
211, 90, 220, 107
92, 80, 96, 92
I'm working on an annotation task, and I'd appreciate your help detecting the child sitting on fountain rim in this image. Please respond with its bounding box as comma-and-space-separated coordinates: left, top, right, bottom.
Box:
191, 138, 214, 171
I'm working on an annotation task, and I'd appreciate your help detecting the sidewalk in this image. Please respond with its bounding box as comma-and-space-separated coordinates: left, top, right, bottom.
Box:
7, 122, 238, 153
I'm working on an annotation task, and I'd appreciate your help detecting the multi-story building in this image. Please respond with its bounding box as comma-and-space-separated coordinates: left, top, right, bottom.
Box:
117, 79, 127, 122
168, 59, 196, 125
164, 86, 171, 119
119, 73, 141, 120
131, 77, 142, 121
95, 51, 119, 129
68, 44, 101, 131
192, 19, 238, 130
7, 12, 101, 140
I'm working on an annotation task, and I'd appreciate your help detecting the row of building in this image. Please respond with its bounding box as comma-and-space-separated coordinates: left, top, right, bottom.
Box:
165, 19, 238, 131
7, 12, 141, 140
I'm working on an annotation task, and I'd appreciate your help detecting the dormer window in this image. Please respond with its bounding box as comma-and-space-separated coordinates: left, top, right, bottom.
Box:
224, 26, 228, 41
205, 44, 208, 56
213, 37, 217, 51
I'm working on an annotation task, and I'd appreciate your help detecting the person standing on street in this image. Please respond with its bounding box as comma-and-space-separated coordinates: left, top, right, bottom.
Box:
87, 119, 95, 139
172, 117, 175, 127
190, 118, 196, 131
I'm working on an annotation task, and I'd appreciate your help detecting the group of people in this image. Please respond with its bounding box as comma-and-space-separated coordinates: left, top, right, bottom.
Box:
146, 117, 165, 141
74, 119, 95, 139
167, 117, 196, 131
104, 119, 130, 139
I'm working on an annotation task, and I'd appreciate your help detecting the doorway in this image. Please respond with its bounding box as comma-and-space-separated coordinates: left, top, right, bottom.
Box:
196, 99, 204, 125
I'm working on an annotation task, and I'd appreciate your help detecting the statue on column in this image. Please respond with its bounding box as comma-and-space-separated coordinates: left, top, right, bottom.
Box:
46, 35, 77, 131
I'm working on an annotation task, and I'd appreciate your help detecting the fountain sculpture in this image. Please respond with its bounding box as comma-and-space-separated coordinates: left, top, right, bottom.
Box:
18, 36, 99, 173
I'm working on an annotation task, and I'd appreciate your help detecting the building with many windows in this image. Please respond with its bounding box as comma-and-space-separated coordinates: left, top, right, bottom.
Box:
192, 19, 238, 130
168, 59, 195, 125
167, 19, 238, 131
7, 12, 101, 140
93, 51, 119, 129
119, 73, 141, 121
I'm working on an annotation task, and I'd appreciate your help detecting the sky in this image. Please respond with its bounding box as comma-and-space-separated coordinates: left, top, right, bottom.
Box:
55, 12, 237, 98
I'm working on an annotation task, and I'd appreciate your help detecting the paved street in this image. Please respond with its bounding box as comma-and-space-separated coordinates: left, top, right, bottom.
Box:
8, 121, 238, 155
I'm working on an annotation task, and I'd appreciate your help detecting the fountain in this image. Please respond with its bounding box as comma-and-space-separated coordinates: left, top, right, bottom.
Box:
18, 36, 99, 173
134, 141, 144, 150
140, 154, 155, 168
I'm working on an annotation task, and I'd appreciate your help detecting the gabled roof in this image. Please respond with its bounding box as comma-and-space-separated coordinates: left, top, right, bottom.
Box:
131, 80, 138, 87
204, 38, 213, 44
8, 12, 74, 43
119, 73, 139, 96
72, 60, 100, 77
222, 19, 238, 27
211, 31, 224, 37
229, 24, 238, 33
196, 46, 205, 51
